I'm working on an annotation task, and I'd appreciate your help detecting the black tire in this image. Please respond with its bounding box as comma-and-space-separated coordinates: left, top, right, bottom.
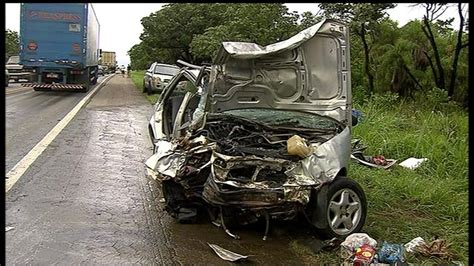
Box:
307, 177, 367, 239
80, 84, 90, 93
91, 74, 98, 85
147, 82, 153, 95
90, 67, 98, 85
142, 80, 147, 93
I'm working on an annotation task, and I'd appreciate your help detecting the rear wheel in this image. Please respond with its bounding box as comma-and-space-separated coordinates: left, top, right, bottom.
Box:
307, 177, 367, 239
142, 80, 147, 93
90, 66, 98, 85
79, 85, 89, 93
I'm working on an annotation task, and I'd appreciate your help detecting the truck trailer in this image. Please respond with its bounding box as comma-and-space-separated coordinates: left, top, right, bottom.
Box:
20, 3, 100, 91
100, 51, 116, 73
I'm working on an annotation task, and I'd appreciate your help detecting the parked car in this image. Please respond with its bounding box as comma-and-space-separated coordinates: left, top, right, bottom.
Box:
5, 55, 34, 82
145, 19, 366, 240
143, 63, 180, 95
5, 69, 9, 87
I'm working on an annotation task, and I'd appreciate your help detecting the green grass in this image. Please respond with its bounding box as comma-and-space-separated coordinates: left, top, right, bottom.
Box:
353, 97, 467, 262
301, 94, 468, 264
130, 70, 160, 104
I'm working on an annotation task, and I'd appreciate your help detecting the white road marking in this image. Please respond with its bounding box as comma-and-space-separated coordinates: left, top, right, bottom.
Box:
5, 75, 115, 192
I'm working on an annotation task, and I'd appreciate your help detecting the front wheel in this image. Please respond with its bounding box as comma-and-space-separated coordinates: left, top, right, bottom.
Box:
307, 177, 367, 239
147, 82, 153, 95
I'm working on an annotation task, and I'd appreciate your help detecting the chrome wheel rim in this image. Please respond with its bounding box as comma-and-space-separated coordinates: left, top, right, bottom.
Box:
327, 188, 362, 235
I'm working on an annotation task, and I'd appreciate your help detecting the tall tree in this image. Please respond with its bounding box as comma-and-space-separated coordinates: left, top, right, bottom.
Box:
127, 43, 153, 70
190, 4, 300, 62
298, 11, 323, 31
132, 4, 323, 68
447, 3, 469, 99
140, 3, 229, 64
419, 3, 449, 92
5, 29, 20, 59
319, 3, 395, 97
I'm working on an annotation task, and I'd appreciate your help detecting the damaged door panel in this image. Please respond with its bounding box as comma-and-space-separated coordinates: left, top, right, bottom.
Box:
146, 19, 366, 240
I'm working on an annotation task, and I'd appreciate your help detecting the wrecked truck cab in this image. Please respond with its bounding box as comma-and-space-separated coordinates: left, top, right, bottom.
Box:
146, 19, 366, 239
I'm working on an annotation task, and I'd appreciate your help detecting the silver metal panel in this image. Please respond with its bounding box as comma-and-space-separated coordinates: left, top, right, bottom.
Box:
303, 36, 339, 100
209, 19, 351, 123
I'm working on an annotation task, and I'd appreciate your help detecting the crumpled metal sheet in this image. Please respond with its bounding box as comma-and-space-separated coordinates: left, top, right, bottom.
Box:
208, 243, 249, 262
145, 140, 186, 179
216, 19, 342, 61
145, 137, 216, 180
285, 126, 350, 185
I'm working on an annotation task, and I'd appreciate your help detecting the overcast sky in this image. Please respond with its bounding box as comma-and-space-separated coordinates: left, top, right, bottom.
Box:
5, 3, 467, 66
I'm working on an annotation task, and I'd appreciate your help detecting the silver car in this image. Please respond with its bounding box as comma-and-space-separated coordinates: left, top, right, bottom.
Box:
146, 19, 366, 240
143, 63, 180, 95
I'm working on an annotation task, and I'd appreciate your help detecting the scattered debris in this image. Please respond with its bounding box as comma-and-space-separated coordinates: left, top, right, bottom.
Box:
351, 154, 398, 169
338, 235, 454, 263
404, 236, 426, 253
353, 244, 376, 265
5, 226, 15, 232
399, 157, 428, 170
208, 243, 249, 262
415, 238, 453, 260
340, 233, 377, 261
377, 242, 405, 264
351, 139, 397, 169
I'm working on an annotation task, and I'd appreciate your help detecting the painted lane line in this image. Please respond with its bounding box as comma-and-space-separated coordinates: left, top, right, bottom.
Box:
5, 74, 115, 192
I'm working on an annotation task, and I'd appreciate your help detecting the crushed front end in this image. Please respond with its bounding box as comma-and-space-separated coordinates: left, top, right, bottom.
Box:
146, 111, 350, 239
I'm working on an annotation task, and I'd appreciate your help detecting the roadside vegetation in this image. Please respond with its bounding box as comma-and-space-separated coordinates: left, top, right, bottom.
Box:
127, 3, 468, 263
130, 70, 159, 104
290, 91, 468, 264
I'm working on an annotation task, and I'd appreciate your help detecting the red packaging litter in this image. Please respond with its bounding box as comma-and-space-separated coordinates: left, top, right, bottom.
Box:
353, 244, 376, 265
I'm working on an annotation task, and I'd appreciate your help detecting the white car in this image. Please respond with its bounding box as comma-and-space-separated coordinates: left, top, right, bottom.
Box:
143, 63, 180, 95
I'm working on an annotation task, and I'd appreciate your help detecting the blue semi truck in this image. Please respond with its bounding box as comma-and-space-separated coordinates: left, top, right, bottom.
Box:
20, 3, 100, 91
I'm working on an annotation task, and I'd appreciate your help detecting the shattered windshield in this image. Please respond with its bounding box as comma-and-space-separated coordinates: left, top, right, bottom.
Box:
223, 109, 341, 130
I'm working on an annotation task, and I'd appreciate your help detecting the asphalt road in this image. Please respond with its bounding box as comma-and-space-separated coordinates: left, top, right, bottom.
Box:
5, 77, 106, 174
5, 75, 316, 264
